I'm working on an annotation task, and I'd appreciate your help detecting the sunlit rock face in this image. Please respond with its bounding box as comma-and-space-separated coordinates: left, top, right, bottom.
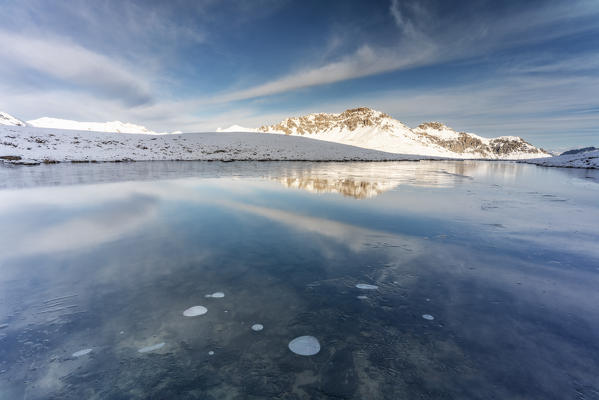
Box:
258, 107, 549, 159
260, 107, 397, 135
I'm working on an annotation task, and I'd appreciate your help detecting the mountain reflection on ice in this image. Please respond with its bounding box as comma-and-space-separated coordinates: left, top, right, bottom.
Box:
0, 160, 531, 194
271, 161, 478, 199
0, 161, 598, 399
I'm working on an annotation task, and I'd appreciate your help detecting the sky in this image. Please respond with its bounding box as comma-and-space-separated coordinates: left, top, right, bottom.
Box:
1, 0, 598, 150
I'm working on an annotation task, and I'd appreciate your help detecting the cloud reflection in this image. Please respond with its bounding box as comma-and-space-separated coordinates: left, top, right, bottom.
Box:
0, 194, 159, 259
228, 201, 421, 253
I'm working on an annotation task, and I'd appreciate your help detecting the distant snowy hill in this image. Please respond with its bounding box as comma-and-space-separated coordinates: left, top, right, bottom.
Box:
27, 117, 175, 135
524, 148, 599, 169
223, 107, 549, 160
0, 111, 27, 127
216, 125, 257, 133
560, 147, 597, 156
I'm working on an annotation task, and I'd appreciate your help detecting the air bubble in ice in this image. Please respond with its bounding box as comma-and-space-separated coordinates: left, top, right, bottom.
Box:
356, 283, 378, 290
138, 342, 165, 353
288, 336, 321, 356
72, 348, 92, 358
183, 306, 208, 317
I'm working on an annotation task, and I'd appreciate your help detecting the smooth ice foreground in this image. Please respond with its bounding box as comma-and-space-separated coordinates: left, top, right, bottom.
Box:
1, 161, 599, 399
138, 342, 165, 353
251, 324, 264, 331
72, 348, 92, 358
288, 336, 321, 356
205, 292, 225, 298
183, 306, 208, 317
356, 283, 379, 290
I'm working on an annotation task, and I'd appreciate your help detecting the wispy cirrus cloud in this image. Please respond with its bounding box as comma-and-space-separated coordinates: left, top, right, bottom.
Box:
212, 0, 599, 103
213, 44, 437, 103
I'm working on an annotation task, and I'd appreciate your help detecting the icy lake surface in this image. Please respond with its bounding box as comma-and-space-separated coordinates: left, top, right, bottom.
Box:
0, 160, 598, 399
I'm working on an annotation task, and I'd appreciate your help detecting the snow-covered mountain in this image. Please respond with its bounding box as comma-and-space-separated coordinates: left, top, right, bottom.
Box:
27, 117, 177, 135
0, 111, 27, 127
248, 107, 550, 159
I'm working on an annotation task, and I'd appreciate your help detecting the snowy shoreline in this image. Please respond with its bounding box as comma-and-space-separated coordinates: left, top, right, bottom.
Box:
1, 125, 596, 169
0, 125, 429, 165
520, 150, 599, 169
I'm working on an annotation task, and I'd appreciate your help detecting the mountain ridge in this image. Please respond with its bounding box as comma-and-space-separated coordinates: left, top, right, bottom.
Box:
254, 107, 549, 160
2, 107, 551, 159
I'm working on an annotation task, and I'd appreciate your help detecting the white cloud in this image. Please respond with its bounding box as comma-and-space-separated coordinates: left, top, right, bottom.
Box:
0, 31, 153, 106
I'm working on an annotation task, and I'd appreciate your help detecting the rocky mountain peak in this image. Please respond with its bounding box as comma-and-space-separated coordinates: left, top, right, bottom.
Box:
416, 122, 449, 131
258, 107, 397, 135
340, 107, 390, 119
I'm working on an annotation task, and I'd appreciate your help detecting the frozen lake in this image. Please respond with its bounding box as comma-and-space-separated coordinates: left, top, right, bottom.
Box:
0, 161, 598, 399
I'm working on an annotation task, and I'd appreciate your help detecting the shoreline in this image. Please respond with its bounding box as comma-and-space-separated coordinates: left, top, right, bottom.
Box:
2, 125, 595, 169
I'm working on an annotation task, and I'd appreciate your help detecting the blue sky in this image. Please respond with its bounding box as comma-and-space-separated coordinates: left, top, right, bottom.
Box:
0, 0, 598, 150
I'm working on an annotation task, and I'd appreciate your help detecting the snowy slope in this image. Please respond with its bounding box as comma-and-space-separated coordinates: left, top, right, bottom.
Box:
0, 111, 26, 127
241, 107, 550, 160
0, 125, 425, 164
27, 117, 176, 135
522, 149, 599, 169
